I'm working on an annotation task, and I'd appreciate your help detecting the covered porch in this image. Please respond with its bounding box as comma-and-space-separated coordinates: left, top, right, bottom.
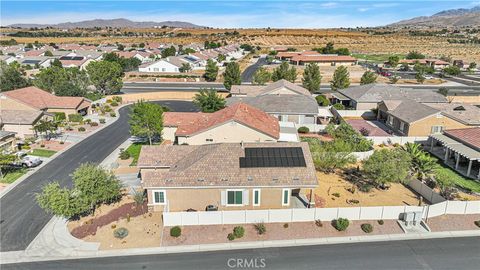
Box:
428, 134, 480, 180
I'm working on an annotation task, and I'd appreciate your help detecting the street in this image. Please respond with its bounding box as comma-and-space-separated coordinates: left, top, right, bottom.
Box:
0, 101, 198, 252
241, 56, 267, 83
121, 82, 227, 94
3, 237, 480, 269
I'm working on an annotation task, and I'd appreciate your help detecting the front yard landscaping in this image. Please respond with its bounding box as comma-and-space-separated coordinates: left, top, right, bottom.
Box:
29, 149, 57, 158
0, 168, 27, 184
124, 143, 143, 166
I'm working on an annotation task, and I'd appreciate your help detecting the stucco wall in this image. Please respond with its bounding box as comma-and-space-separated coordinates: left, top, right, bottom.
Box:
408, 115, 471, 136
163, 127, 177, 142
147, 187, 297, 212
177, 121, 277, 145
2, 124, 35, 139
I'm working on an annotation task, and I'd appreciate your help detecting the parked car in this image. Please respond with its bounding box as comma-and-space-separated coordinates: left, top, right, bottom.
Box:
424, 75, 434, 80
13, 155, 42, 168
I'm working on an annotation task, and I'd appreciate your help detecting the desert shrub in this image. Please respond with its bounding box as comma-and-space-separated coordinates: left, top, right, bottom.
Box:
110, 101, 119, 107
119, 150, 130, 160
283, 223, 289, 228
68, 113, 83, 123
332, 192, 340, 198
298, 126, 310, 133
54, 112, 66, 121
358, 183, 374, 193
347, 199, 359, 204
104, 106, 113, 112
315, 220, 323, 227
233, 226, 245, 238
126, 213, 131, 222
59, 141, 64, 145
111, 224, 116, 229
378, 220, 384, 225
132, 189, 146, 205
90, 122, 99, 127
110, 112, 116, 117
332, 218, 350, 231
112, 96, 123, 103
227, 233, 235, 241
315, 95, 330, 106
113, 227, 129, 239
170, 226, 181, 237
361, 223, 373, 233
332, 103, 345, 110
106, 99, 112, 103
254, 223, 266, 235
99, 118, 106, 124
84, 119, 92, 124
78, 127, 86, 132
21, 145, 31, 150
40, 144, 45, 148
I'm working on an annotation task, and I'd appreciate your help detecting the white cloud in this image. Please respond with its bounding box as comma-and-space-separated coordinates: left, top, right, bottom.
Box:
320, 2, 338, 8
358, 8, 370, 12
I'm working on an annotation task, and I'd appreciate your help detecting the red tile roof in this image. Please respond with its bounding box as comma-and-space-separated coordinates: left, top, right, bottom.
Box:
164, 102, 280, 139
444, 128, 480, 150
2, 86, 90, 110
291, 55, 357, 62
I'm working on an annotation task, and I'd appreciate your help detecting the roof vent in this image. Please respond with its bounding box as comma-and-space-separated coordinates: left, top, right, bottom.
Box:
165, 179, 173, 182
293, 177, 299, 181
272, 177, 278, 181
197, 178, 205, 182
221, 178, 228, 182
453, 106, 465, 111
247, 176, 253, 181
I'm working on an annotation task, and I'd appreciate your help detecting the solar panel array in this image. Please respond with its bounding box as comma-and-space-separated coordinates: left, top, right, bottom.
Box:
59, 56, 84, 61
239, 147, 306, 168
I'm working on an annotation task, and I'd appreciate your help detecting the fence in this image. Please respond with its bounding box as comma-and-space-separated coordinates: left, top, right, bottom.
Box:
162, 200, 480, 226
407, 179, 446, 204
331, 108, 376, 119
294, 123, 328, 133
366, 136, 429, 146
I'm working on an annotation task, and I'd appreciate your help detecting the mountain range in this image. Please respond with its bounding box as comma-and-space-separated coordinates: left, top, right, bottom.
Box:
7, 18, 204, 29
388, 5, 480, 27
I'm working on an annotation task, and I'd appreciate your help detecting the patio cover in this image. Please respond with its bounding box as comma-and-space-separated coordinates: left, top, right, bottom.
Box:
331, 92, 350, 101
430, 134, 461, 146
432, 134, 480, 160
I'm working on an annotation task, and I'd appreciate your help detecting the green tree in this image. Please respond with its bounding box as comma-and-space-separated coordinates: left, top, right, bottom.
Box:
36, 182, 90, 219
204, 59, 219, 82
34, 66, 89, 96
406, 51, 425, 59
117, 44, 125, 51
308, 139, 357, 173
302, 63, 322, 93
330, 66, 350, 91
51, 58, 63, 68
437, 87, 449, 96
129, 101, 165, 145
442, 65, 461, 76
217, 54, 226, 62
103, 52, 141, 72
44, 50, 53, 57
223, 61, 241, 90
363, 149, 411, 188
332, 103, 345, 110
315, 94, 330, 106
86, 61, 123, 94
193, 89, 226, 113
252, 67, 271, 85
0, 153, 16, 179
469, 62, 477, 69
360, 70, 377, 85
387, 55, 400, 68
415, 71, 425, 84
271, 62, 297, 82
179, 63, 192, 73
161, 46, 176, 58
0, 61, 30, 91
72, 163, 123, 212
402, 143, 438, 181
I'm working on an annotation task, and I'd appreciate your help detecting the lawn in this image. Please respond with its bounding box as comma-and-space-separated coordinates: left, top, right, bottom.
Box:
352, 53, 405, 64
29, 149, 57, 158
125, 143, 144, 166
434, 164, 480, 194
1, 168, 27, 184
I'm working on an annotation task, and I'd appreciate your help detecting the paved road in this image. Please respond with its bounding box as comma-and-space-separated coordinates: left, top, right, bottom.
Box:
0, 101, 198, 252
241, 56, 267, 83
4, 237, 480, 269
121, 82, 227, 94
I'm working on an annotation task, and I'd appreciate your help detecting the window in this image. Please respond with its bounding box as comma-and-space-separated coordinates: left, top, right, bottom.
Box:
152, 190, 166, 205
153, 68, 159, 72
162, 68, 166, 72
253, 189, 261, 206
399, 122, 405, 132
227, 190, 243, 205
206, 138, 213, 142
282, 189, 290, 206
431, 126, 444, 134
387, 115, 393, 126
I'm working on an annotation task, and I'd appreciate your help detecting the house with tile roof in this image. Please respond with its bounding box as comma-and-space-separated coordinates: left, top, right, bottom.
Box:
137, 142, 318, 212
429, 128, 480, 179
0, 86, 91, 116
377, 99, 480, 136
0, 110, 46, 139
163, 103, 282, 145
227, 80, 319, 125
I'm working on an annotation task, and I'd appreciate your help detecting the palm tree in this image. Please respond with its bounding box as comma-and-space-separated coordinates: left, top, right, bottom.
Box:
193, 89, 226, 113
402, 142, 438, 181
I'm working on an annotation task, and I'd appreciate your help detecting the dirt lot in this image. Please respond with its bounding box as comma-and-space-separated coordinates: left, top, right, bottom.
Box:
162, 219, 403, 246
68, 196, 163, 250
311, 171, 424, 207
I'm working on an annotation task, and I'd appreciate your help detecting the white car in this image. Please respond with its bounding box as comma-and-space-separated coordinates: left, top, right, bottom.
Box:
424, 75, 434, 80
13, 155, 43, 168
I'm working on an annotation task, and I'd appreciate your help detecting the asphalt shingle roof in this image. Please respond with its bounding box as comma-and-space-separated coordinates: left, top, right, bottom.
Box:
339, 84, 447, 103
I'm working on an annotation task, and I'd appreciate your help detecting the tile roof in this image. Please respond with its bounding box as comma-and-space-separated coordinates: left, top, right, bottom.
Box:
290, 55, 357, 62
2, 86, 90, 110
138, 142, 318, 188
164, 102, 280, 139
426, 103, 480, 126
0, 110, 43, 125
339, 83, 447, 103
387, 100, 440, 123
227, 94, 319, 115
230, 80, 312, 98
444, 128, 480, 150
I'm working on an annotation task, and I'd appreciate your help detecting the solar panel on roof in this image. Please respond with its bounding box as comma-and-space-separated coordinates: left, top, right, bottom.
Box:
239, 147, 306, 168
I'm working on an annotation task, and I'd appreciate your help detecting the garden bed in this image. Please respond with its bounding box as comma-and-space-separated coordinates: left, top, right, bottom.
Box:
310, 170, 426, 207
162, 219, 403, 246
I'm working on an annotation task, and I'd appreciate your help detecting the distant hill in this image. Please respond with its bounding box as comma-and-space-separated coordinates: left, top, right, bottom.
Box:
7, 18, 204, 29
388, 6, 480, 28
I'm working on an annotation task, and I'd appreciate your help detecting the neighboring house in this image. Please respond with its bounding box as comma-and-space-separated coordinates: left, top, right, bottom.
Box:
429, 128, 480, 179
0, 130, 17, 153
378, 100, 480, 136
0, 86, 91, 116
18, 57, 53, 68
398, 59, 450, 69
335, 84, 447, 110
0, 55, 17, 64
59, 56, 94, 70
290, 54, 357, 66
138, 58, 181, 73
137, 142, 318, 212
163, 103, 280, 145
0, 110, 45, 139
115, 51, 153, 63
228, 80, 319, 125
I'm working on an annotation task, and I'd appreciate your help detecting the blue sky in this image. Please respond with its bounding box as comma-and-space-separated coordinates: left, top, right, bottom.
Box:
1, 1, 479, 28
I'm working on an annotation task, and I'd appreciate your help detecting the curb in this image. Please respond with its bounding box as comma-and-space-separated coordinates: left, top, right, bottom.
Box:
0, 104, 129, 199
2, 230, 479, 265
